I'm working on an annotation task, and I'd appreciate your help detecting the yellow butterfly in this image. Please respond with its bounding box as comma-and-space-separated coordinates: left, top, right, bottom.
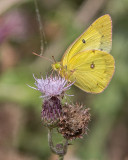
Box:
52, 14, 115, 93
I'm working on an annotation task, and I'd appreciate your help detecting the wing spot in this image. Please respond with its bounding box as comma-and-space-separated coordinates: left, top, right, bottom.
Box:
90, 62, 95, 69
82, 39, 86, 43
100, 48, 103, 51
102, 35, 104, 38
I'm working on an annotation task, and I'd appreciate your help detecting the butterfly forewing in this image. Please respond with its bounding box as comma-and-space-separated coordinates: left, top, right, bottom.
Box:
67, 50, 115, 93
62, 14, 112, 66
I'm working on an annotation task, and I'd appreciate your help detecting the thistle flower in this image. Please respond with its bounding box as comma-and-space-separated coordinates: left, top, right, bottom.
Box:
29, 74, 72, 98
58, 104, 91, 140
29, 74, 73, 127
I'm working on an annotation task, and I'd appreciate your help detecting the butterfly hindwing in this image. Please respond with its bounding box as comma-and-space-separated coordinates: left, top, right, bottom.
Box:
67, 50, 115, 93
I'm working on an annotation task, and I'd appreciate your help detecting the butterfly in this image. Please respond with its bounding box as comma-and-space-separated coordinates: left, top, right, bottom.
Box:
52, 14, 115, 93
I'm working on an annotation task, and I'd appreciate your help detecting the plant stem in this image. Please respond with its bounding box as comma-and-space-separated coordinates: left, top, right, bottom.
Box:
48, 128, 57, 154
34, 0, 47, 55
48, 128, 68, 159
59, 156, 64, 160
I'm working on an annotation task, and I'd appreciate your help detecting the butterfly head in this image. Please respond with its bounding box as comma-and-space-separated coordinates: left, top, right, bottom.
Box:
52, 62, 62, 71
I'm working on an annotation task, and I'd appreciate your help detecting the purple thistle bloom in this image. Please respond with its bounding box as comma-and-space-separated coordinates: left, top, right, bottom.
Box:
29, 74, 73, 98
28, 74, 73, 127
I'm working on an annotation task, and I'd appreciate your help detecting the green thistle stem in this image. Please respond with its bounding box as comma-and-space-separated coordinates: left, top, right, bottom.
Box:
48, 128, 68, 159
59, 156, 64, 160
48, 128, 57, 154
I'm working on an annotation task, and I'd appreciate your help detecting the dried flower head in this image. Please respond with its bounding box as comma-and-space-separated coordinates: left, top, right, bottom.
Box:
58, 104, 91, 140
29, 75, 72, 98
41, 96, 62, 128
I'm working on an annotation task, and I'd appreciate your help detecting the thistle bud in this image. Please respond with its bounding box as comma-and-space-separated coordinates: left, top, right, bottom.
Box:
41, 96, 62, 128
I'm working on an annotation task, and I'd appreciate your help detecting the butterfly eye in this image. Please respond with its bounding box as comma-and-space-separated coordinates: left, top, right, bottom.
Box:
55, 63, 61, 69
52, 63, 61, 71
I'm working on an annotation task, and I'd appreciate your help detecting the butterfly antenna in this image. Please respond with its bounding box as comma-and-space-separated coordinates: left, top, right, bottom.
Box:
34, 0, 47, 56
32, 52, 53, 63
52, 56, 56, 63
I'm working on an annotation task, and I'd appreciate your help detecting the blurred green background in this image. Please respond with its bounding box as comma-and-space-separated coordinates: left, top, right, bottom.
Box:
0, 0, 128, 160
